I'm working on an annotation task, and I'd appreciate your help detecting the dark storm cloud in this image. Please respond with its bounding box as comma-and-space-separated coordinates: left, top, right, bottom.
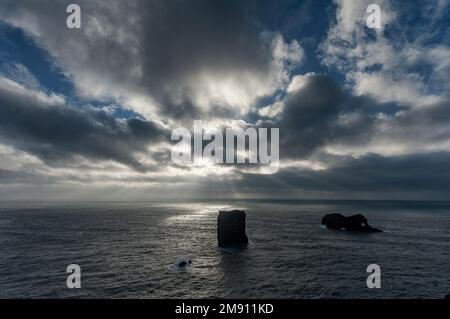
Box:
0, 0, 301, 119
276, 75, 345, 157
259, 73, 450, 160
235, 152, 450, 194
134, 0, 300, 119
259, 74, 381, 158
133, 0, 302, 119
139, 0, 265, 81
0, 82, 169, 171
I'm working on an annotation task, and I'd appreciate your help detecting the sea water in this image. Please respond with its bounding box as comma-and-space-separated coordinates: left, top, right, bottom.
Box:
0, 200, 449, 298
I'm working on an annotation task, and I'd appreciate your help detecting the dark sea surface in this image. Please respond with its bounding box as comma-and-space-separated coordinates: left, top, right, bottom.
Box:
0, 200, 449, 299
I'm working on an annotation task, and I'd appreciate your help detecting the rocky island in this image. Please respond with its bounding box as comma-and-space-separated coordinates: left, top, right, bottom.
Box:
321, 213, 383, 233
217, 210, 249, 247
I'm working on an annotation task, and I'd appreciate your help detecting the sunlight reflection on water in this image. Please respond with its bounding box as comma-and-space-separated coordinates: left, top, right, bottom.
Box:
163, 204, 242, 224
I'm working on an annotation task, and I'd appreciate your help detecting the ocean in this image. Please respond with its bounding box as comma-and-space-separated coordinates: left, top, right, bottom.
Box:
0, 200, 449, 299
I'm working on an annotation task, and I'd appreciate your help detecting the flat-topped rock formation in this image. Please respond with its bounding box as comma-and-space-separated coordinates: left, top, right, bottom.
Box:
218, 210, 248, 247
321, 213, 383, 233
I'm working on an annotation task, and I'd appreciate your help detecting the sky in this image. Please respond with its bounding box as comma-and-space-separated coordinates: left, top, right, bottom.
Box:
0, 0, 449, 201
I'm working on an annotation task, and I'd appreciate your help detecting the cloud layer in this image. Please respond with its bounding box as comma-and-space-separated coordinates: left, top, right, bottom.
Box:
0, 0, 450, 199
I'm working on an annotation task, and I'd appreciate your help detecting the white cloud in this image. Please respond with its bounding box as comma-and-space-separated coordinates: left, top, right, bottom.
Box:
287, 72, 317, 93
320, 0, 449, 107
258, 101, 284, 118
349, 72, 442, 106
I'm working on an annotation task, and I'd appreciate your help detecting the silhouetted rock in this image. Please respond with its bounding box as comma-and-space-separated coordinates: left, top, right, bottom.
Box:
321, 213, 347, 230
178, 260, 191, 267
218, 210, 248, 247
445, 294, 450, 299
321, 213, 382, 233
172, 257, 192, 271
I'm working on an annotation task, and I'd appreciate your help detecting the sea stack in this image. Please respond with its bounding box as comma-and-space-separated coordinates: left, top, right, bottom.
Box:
218, 210, 248, 247
321, 213, 383, 233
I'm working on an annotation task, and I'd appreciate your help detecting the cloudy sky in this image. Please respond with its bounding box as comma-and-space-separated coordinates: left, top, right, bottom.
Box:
0, 0, 449, 201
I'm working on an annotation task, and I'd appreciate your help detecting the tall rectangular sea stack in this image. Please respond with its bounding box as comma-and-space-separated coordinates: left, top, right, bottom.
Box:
217, 210, 249, 247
